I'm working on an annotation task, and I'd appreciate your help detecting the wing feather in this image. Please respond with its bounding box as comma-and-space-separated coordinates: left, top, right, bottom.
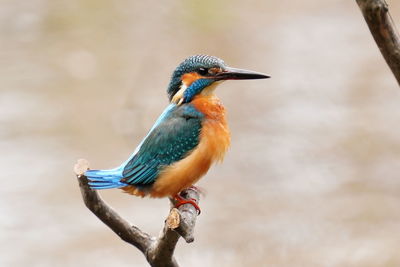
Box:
121, 104, 204, 186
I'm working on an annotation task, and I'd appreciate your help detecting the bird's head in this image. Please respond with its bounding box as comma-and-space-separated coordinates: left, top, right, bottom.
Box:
167, 55, 270, 104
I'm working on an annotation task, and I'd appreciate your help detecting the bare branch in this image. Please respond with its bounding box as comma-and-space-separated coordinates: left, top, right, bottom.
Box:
74, 159, 153, 252
146, 215, 180, 267
169, 189, 200, 243
146, 189, 200, 266
74, 159, 200, 267
356, 0, 400, 85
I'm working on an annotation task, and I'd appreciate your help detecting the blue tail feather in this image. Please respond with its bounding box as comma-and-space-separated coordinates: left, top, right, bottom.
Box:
85, 169, 126, 190
83, 104, 177, 191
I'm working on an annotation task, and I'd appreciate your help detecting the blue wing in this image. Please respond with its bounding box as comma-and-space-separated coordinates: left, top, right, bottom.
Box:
86, 103, 204, 189
121, 104, 204, 185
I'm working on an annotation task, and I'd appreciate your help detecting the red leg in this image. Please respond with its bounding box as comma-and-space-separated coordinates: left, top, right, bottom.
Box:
174, 194, 201, 215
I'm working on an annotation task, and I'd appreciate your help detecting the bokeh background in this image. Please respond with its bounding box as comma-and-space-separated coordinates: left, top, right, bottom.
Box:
2, 0, 400, 266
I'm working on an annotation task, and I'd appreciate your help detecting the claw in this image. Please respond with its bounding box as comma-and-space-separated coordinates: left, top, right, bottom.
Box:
174, 194, 201, 215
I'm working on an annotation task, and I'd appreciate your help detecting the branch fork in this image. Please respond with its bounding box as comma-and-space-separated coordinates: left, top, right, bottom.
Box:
74, 159, 200, 267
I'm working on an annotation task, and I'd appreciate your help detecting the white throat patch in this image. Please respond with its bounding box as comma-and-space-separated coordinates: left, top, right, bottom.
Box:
171, 80, 224, 105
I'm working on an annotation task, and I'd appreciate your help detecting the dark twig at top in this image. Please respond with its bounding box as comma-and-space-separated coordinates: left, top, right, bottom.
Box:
356, 0, 400, 86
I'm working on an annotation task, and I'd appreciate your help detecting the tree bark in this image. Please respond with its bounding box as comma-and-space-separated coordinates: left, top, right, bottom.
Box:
74, 159, 200, 267
356, 0, 400, 85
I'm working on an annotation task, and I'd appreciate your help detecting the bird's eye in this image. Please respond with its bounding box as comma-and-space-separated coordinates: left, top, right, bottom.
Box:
198, 68, 209, 76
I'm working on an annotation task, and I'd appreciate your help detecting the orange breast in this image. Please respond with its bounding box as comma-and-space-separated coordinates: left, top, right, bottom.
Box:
149, 94, 231, 198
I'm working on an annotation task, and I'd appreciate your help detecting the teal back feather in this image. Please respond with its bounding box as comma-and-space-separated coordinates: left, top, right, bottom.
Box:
122, 104, 205, 185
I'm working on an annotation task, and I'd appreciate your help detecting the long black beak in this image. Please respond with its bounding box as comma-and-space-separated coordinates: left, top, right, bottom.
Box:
215, 67, 270, 80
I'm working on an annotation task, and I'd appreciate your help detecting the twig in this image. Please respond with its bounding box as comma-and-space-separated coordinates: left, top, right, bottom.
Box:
73, 159, 200, 267
356, 0, 400, 85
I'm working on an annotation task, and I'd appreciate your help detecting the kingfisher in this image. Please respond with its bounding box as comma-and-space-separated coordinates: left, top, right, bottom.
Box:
85, 55, 269, 212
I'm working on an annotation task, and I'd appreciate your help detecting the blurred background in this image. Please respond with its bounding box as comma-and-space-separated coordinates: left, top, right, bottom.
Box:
2, 0, 400, 266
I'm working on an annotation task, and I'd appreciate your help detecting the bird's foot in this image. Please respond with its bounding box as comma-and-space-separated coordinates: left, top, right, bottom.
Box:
174, 193, 201, 215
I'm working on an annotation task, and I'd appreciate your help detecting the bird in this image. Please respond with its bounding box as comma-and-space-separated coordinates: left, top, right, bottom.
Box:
85, 55, 269, 212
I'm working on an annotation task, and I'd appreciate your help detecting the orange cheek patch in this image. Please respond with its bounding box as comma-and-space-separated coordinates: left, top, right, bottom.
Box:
208, 67, 221, 75
181, 72, 204, 87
